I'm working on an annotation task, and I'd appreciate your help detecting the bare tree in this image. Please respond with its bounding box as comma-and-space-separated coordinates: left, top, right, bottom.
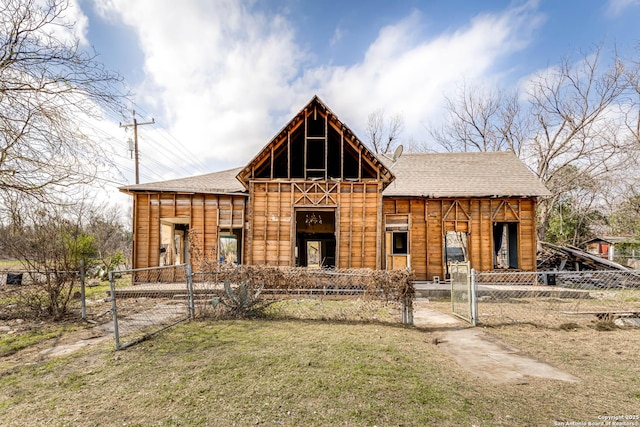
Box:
0, 0, 126, 206
429, 46, 640, 242
526, 47, 637, 240
429, 81, 525, 154
365, 109, 404, 154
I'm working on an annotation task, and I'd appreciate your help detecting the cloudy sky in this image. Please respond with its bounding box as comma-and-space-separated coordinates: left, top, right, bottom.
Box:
69, 0, 640, 199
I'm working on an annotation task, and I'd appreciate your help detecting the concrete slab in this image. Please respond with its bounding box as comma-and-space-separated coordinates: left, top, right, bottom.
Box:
413, 303, 463, 327
413, 302, 579, 384
439, 328, 579, 384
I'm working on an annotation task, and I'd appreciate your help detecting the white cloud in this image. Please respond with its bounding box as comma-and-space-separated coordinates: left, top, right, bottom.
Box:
606, 0, 640, 16
32, 0, 90, 45
330, 26, 345, 47
306, 2, 544, 145
88, 0, 543, 179
94, 0, 305, 173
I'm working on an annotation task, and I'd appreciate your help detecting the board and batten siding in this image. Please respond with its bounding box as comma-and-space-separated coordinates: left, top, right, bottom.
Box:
132, 192, 246, 269
383, 197, 538, 281
247, 180, 383, 269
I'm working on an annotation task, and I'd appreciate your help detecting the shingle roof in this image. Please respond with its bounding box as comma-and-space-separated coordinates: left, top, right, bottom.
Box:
381, 152, 551, 198
119, 152, 550, 198
119, 167, 246, 195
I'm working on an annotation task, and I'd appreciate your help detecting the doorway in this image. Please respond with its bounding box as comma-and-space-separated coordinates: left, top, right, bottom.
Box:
295, 210, 336, 268
160, 220, 190, 265
493, 222, 518, 269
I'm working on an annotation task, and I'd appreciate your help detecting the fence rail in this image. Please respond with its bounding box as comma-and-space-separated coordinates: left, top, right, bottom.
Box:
473, 269, 640, 327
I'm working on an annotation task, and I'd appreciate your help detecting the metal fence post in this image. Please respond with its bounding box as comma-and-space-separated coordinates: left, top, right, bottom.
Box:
186, 263, 195, 319
109, 270, 121, 350
470, 268, 478, 326
80, 260, 86, 321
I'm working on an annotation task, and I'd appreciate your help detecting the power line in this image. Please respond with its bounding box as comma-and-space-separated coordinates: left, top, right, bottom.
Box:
122, 101, 212, 174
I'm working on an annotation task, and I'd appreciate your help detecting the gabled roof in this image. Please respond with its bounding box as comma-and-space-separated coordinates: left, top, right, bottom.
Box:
381, 152, 551, 198
119, 167, 246, 195
585, 236, 634, 245
235, 95, 395, 189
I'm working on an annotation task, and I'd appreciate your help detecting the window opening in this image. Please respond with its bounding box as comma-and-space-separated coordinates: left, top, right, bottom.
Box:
160, 220, 189, 265
493, 222, 518, 269
444, 231, 468, 263
306, 241, 321, 268
392, 231, 409, 255
219, 228, 242, 265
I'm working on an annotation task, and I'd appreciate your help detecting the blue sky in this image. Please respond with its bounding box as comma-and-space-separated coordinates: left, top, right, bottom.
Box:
67, 0, 640, 199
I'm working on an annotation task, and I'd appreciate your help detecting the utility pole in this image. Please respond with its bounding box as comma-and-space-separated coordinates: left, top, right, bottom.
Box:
120, 110, 155, 184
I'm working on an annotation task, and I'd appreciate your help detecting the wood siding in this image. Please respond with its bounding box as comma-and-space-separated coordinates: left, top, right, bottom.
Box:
132, 192, 246, 269
247, 180, 382, 269
383, 197, 538, 281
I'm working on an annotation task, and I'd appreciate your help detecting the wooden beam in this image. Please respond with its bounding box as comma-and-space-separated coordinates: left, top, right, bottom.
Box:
376, 183, 382, 270
361, 183, 366, 268
276, 182, 281, 264
287, 130, 290, 179
304, 114, 308, 180
348, 183, 353, 267
270, 146, 274, 179
335, 185, 341, 268
324, 113, 328, 180
290, 183, 296, 266
340, 130, 344, 179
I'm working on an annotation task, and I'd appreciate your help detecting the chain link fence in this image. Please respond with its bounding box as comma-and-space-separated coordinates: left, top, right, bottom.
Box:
107, 265, 414, 350
109, 264, 193, 350
191, 266, 414, 325
0, 267, 93, 321
474, 270, 640, 327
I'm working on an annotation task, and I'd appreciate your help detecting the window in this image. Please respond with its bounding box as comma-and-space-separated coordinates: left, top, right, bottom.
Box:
392, 231, 408, 255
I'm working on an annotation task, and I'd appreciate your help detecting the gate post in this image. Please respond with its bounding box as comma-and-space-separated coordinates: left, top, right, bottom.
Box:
186, 264, 195, 319
109, 270, 121, 350
470, 268, 478, 326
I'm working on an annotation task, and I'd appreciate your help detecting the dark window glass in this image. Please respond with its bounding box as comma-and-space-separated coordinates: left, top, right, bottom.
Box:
392, 232, 408, 255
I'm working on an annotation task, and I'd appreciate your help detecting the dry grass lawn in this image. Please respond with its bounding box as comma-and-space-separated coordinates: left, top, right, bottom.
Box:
0, 308, 639, 426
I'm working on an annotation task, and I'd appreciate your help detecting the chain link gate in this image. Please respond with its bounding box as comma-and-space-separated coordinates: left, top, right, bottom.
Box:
449, 262, 477, 325
109, 264, 194, 350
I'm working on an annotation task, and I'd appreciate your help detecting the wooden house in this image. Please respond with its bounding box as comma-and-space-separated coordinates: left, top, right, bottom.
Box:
120, 96, 551, 280
585, 236, 632, 261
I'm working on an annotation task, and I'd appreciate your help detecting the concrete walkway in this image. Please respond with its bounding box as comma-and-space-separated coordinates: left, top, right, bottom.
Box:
413, 301, 579, 384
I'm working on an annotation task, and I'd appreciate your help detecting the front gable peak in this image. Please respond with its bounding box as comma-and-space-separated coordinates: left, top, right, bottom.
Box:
236, 96, 394, 189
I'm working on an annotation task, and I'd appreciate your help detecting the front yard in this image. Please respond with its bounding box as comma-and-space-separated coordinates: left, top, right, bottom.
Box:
0, 314, 638, 426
